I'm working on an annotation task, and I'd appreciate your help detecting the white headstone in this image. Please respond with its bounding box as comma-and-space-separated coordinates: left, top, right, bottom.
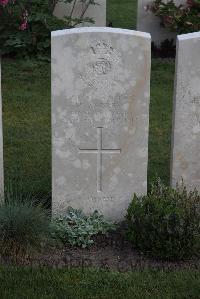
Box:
171, 32, 200, 190
0, 59, 4, 193
52, 27, 151, 221
54, 0, 106, 27
137, 0, 184, 45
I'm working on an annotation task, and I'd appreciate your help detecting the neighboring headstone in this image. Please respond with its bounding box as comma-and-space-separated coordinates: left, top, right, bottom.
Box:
0, 59, 4, 193
137, 0, 184, 45
52, 27, 151, 221
171, 32, 200, 190
54, 0, 106, 27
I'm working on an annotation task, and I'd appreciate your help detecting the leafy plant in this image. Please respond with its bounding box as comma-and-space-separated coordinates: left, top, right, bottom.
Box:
0, 0, 96, 58
0, 191, 50, 258
59, 0, 97, 27
51, 207, 116, 248
149, 0, 200, 34
0, 0, 64, 58
126, 179, 200, 260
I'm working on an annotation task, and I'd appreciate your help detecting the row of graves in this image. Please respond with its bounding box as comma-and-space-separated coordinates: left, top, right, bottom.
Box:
53, 0, 185, 45
0, 1, 200, 221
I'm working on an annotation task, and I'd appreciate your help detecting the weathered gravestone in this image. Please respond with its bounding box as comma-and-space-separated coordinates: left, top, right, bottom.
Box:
54, 0, 106, 27
0, 59, 4, 192
171, 32, 200, 190
52, 27, 151, 221
137, 0, 184, 45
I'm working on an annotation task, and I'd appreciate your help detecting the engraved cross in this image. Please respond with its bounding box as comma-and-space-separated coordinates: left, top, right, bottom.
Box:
79, 127, 121, 193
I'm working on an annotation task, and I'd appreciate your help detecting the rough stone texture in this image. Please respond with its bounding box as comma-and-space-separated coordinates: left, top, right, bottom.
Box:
137, 0, 184, 45
54, 0, 106, 27
171, 32, 200, 190
52, 27, 151, 221
0, 59, 4, 193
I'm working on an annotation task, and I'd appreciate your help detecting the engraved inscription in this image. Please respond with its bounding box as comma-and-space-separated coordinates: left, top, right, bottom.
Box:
88, 196, 114, 201
79, 127, 121, 192
191, 96, 200, 105
191, 95, 200, 125
66, 94, 132, 127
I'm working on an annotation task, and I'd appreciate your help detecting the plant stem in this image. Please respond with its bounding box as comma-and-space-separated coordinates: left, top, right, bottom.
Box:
70, 0, 77, 18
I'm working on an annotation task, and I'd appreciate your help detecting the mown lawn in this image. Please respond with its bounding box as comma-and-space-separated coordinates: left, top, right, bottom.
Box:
2, 60, 51, 197
1, 1, 174, 195
0, 1, 187, 298
148, 59, 174, 186
107, 0, 137, 29
0, 3, 142, 198
0, 267, 199, 299
1, 58, 174, 195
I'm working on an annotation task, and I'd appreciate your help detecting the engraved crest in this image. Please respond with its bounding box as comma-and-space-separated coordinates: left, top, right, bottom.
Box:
91, 41, 115, 76
78, 40, 121, 92
93, 58, 111, 76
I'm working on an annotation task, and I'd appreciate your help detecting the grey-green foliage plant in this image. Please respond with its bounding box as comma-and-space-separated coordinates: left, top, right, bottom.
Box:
126, 179, 200, 260
0, 190, 50, 258
51, 207, 116, 248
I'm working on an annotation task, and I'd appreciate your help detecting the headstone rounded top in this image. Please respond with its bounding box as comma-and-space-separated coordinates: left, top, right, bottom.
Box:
51, 27, 151, 39
178, 31, 200, 41
171, 31, 200, 190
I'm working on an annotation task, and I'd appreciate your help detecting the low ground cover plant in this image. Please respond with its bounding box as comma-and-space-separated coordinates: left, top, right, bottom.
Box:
126, 179, 200, 260
0, 191, 50, 258
51, 207, 116, 248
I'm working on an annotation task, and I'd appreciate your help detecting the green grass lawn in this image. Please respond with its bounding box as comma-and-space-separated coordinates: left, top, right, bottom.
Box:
0, 267, 199, 299
2, 60, 51, 197
1, 0, 174, 195
2, 58, 174, 195
107, 0, 137, 29
0, 1, 191, 297
1, 0, 139, 197
148, 59, 174, 186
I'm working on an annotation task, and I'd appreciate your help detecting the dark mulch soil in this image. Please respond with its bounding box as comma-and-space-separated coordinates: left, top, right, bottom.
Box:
1, 229, 199, 272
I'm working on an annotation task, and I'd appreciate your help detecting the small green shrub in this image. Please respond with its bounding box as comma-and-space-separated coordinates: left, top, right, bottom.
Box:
51, 207, 116, 248
0, 194, 50, 258
126, 179, 200, 260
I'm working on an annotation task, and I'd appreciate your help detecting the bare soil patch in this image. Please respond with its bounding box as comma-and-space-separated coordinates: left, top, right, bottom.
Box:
1, 228, 199, 272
